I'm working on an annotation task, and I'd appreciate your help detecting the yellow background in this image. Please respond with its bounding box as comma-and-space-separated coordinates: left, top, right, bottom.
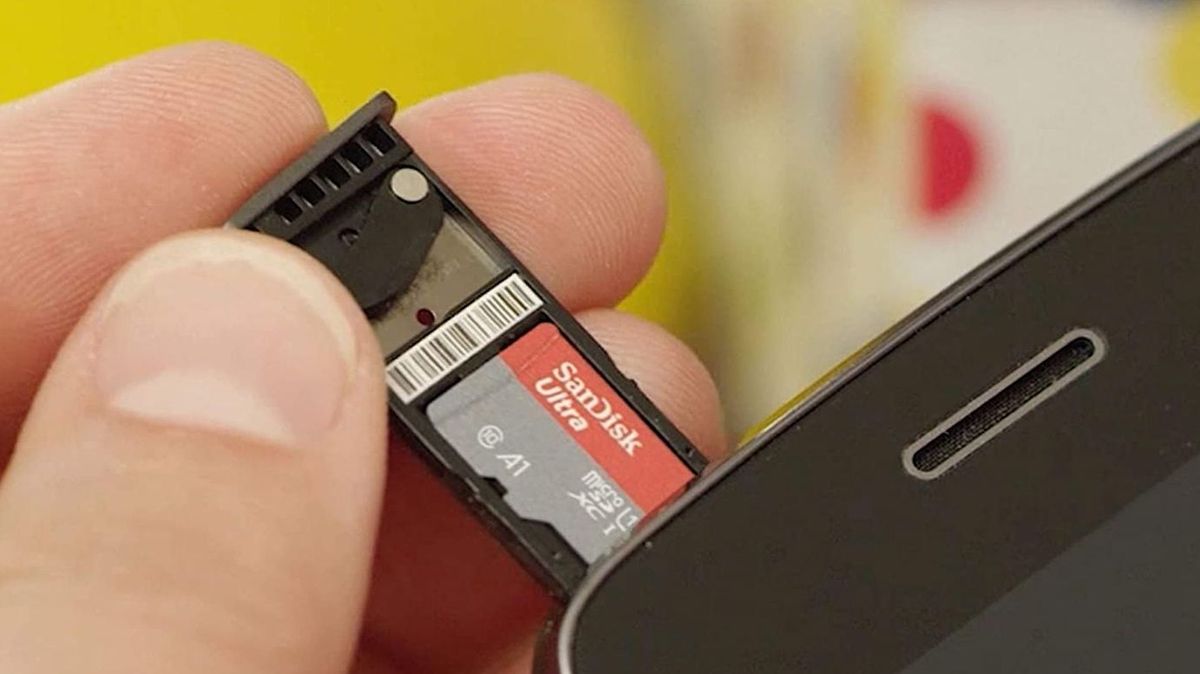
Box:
0, 1, 696, 330
1167, 3, 1200, 116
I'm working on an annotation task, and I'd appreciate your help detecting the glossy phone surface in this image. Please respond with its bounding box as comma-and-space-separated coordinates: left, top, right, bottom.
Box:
543, 122, 1200, 673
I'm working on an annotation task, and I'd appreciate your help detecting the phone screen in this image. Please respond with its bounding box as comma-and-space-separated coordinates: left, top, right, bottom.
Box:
901, 452, 1200, 673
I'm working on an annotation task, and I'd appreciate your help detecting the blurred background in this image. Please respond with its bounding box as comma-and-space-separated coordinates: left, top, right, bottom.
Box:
3, 0, 1199, 438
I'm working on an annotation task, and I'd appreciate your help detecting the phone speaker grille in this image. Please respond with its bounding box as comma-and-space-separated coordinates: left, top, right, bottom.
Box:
903, 328, 1105, 480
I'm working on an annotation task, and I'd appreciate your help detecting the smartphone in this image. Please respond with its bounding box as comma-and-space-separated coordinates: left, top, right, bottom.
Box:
537, 121, 1200, 673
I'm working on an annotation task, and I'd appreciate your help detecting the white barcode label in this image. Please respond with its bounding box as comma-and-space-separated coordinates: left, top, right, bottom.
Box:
386, 274, 543, 402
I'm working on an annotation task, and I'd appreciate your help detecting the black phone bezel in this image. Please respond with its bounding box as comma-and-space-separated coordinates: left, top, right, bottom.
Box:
542, 119, 1200, 673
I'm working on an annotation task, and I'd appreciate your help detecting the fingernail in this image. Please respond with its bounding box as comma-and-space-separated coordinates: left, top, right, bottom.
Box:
93, 233, 357, 446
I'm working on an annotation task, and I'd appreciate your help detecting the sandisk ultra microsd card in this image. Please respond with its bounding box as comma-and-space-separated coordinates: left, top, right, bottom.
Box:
428, 324, 692, 562
227, 92, 706, 597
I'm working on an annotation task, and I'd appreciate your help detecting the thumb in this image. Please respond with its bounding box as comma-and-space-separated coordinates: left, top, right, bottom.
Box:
0, 231, 387, 673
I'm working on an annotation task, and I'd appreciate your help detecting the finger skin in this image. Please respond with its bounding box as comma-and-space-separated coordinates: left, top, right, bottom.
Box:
396, 73, 667, 312
0, 41, 327, 451
0, 231, 387, 674
0, 45, 717, 674
0, 66, 667, 458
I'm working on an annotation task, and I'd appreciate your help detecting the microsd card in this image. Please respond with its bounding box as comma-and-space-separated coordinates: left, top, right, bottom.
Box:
429, 324, 692, 561
228, 92, 707, 597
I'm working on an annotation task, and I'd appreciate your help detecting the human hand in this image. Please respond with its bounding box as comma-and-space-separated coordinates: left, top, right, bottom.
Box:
0, 43, 726, 674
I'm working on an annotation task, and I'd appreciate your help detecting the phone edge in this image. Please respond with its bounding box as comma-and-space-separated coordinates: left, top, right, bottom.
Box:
540, 118, 1200, 674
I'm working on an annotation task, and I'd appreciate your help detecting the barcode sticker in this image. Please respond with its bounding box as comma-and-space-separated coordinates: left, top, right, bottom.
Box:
386, 274, 543, 402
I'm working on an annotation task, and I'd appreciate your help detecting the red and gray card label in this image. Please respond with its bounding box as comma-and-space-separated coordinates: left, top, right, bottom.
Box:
427, 323, 692, 562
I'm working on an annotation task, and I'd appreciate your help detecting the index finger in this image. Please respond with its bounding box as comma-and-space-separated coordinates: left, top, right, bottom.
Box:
0, 41, 326, 449
0, 49, 670, 455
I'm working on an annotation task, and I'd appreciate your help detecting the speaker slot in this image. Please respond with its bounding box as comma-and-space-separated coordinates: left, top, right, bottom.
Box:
903, 328, 1105, 480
